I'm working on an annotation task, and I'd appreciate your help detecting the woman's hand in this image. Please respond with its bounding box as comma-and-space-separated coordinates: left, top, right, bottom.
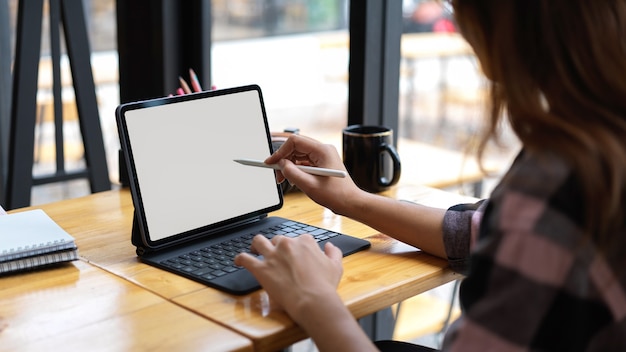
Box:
235, 234, 379, 352
265, 134, 364, 215
234, 234, 343, 318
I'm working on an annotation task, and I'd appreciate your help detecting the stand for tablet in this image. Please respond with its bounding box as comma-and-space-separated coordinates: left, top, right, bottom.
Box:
131, 211, 146, 255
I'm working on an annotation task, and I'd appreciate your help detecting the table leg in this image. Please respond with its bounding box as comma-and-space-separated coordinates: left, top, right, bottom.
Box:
472, 180, 483, 198
359, 307, 396, 341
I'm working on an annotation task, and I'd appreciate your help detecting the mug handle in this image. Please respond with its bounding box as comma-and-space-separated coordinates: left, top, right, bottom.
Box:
378, 144, 402, 187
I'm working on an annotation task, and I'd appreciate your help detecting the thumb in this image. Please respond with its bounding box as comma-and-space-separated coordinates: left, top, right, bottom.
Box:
234, 252, 262, 271
324, 241, 343, 263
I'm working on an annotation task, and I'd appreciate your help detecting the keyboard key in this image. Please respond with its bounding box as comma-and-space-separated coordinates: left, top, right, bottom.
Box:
181, 266, 196, 273
201, 273, 217, 280
192, 268, 214, 276
203, 258, 218, 265
310, 228, 328, 236
208, 263, 224, 270
222, 266, 238, 273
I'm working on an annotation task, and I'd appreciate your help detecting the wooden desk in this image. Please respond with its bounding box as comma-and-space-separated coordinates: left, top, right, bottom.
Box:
7, 184, 474, 351
0, 260, 253, 351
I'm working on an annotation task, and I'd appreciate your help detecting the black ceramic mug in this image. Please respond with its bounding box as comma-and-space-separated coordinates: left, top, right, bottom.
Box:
342, 125, 401, 193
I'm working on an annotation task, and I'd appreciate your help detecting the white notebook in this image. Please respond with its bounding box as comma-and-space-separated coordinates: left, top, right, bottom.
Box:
0, 209, 77, 263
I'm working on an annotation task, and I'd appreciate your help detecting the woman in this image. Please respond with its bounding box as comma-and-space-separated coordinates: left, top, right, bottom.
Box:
235, 0, 626, 350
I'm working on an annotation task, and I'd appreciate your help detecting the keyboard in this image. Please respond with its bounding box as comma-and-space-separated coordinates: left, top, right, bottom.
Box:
159, 220, 342, 282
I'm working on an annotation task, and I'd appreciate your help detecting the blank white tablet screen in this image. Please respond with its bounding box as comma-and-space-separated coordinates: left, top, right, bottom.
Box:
123, 89, 280, 241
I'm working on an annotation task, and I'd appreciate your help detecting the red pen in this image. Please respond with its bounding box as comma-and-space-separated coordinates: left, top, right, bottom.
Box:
176, 88, 185, 95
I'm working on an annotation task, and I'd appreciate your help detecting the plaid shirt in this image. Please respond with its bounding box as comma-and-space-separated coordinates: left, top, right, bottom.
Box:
440, 151, 626, 351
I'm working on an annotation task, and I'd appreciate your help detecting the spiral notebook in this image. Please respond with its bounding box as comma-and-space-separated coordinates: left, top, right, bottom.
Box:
0, 209, 78, 274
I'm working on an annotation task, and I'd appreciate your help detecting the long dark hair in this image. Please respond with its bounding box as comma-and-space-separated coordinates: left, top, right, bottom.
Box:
452, 0, 626, 254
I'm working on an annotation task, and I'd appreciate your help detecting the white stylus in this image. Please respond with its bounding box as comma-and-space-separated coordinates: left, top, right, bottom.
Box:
234, 158, 347, 178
